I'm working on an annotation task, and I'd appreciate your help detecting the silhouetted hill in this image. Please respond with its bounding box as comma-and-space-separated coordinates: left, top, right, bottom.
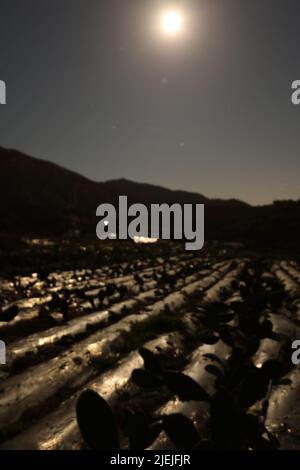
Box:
0, 147, 247, 231
0, 146, 299, 250
0, 147, 110, 234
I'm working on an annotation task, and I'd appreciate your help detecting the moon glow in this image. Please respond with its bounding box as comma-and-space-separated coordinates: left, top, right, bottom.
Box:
161, 11, 183, 35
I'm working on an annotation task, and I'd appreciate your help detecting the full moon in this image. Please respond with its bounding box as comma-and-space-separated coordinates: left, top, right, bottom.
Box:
161, 11, 183, 34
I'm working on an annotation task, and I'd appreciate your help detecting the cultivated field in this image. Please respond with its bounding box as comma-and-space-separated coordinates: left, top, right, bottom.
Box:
0, 248, 300, 450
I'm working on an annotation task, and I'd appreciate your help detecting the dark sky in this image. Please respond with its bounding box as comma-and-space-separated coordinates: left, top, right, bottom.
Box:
0, 0, 299, 205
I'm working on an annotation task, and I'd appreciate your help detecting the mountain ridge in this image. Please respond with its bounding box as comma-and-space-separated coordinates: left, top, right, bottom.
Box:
0, 146, 299, 247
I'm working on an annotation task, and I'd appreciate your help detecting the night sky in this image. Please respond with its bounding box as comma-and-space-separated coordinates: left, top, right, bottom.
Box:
0, 0, 299, 205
